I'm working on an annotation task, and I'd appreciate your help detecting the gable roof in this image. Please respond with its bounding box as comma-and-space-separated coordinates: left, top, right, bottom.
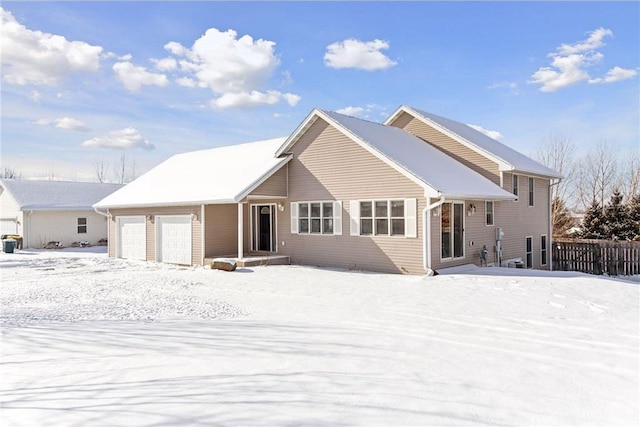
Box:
385, 105, 562, 179
276, 109, 516, 201
0, 179, 123, 211
94, 137, 290, 209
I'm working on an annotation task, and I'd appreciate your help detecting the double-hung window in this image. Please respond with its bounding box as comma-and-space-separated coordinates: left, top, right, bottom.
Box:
291, 201, 341, 235
525, 236, 533, 268
359, 200, 405, 236
350, 199, 416, 238
512, 174, 519, 197
77, 217, 87, 234
528, 177, 534, 206
541, 235, 548, 266
485, 201, 494, 226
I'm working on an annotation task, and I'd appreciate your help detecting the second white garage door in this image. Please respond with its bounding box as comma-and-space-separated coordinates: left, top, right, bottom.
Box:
156, 216, 192, 265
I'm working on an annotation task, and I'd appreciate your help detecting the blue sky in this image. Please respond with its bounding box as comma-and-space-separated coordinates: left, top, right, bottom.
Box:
1, 1, 638, 181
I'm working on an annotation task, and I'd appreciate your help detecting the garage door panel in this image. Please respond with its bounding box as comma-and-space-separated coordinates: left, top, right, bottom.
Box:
157, 216, 191, 265
117, 217, 146, 260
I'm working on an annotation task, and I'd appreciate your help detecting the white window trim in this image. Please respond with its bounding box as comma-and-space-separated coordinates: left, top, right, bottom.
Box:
540, 234, 548, 266
513, 174, 519, 198
441, 201, 465, 261
291, 200, 341, 236
528, 177, 534, 207
77, 217, 87, 234
485, 201, 494, 226
525, 235, 533, 269
353, 199, 414, 238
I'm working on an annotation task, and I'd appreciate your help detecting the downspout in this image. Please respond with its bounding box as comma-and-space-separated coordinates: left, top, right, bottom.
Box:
549, 178, 561, 271
27, 210, 34, 249
423, 196, 445, 275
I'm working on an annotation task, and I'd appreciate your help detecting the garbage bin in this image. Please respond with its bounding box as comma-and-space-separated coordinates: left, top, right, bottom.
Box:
2, 239, 16, 253
1, 235, 22, 250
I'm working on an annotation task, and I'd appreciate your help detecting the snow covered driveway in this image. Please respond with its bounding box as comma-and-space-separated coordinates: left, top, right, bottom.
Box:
1, 249, 638, 426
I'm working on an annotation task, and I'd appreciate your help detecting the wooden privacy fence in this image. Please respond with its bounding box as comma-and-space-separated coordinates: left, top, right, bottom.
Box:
553, 239, 640, 276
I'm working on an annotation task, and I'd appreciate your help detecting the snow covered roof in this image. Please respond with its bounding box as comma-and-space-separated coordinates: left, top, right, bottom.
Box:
0, 179, 123, 211
386, 106, 562, 179
277, 109, 516, 200
94, 137, 290, 209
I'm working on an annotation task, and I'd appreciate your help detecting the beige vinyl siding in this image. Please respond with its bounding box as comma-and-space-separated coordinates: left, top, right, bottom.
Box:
249, 165, 288, 198
108, 206, 203, 265
497, 174, 551, 269
281, 118, 426, 274
427, 176, 550, 271
390, 112, 501, 185
204, 204, 238, 257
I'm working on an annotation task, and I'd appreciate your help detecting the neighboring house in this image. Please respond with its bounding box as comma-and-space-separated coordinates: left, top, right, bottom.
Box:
94, 106, 561, 274
0, 179, 123, 248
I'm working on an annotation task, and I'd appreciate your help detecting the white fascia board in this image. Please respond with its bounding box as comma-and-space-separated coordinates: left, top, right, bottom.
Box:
382, 105, 406, 126
401, 106, 512, 171
95, 199, 238, 209
234, 156, 292, 202
504, 165, 564, 180
440, 192, 517, 201
314, 109, 435, 195
274, 110, 321, 157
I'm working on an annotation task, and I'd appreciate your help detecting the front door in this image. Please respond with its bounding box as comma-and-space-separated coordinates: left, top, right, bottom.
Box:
251, 204, 276, 252
259, 206, 271, 251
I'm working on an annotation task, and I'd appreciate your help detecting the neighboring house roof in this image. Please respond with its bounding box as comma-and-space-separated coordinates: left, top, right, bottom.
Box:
0, 179, 123, 211
276, 109, 517, 201
94, 137, 290, 209
385, 105, 563, 179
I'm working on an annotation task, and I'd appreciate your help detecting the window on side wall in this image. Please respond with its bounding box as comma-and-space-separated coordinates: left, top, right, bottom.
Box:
512, 174, 519, 197
485, 201, 494, 226
294, 201, 340, 235
525, 236, 533, 268
77, 217, 87, 234
541, 235, 547, 266
528, 177, 534, 206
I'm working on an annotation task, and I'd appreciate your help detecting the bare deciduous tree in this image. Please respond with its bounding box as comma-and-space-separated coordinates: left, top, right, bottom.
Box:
114, 153, 127, 184
0, 167, 22, 179
536, 134, 576, 231
127, 157, 137, 183
578, 140, 617, 212
618, 147, 640, 200
94, 158, 109, 183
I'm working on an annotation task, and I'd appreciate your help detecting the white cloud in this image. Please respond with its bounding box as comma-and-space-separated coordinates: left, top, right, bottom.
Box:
163, 28, 299, 108
530, 27, 635, 92
0, 7, 103, 85
113, 61, 169, 91
589, 66, 638, 84
558, 27, 612, 55
324, 38, 397, 71
467, 124, 503, 140
152, 57, 177, 72
211, 90, 300, 109
487, 81, 520, 95
335, 106, 364, 116
35, 117, 90, 132
82, 128, 154, 150
30, 90, 42, 103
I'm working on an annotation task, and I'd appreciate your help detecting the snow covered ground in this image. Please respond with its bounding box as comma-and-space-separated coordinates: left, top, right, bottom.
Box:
1, 248, 638, 426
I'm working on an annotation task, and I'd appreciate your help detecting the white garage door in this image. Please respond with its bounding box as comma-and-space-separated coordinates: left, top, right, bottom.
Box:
1, 219, 18, 235
157, 216, 191, 265
117, 216, 146, 260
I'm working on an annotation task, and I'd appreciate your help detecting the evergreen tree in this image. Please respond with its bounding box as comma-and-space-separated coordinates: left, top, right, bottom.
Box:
551, 197, 573, 237
627, 193, 640, 240
604, 189, 635, 240
580, 199, 607, 239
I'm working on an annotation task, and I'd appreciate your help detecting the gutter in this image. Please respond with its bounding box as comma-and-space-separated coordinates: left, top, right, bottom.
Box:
423, 196, 446, 275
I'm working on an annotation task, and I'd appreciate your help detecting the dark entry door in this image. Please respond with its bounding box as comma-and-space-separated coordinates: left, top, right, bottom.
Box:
259, 206, 271, 251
